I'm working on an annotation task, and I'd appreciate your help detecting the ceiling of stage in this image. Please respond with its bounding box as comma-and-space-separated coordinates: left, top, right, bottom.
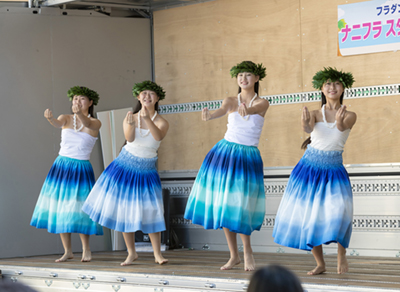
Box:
40, 0, 216, 15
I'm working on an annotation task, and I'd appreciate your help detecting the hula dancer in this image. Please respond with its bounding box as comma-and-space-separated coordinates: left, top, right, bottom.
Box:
83, 81, 169, 266
31, 86, 103, 262
184, 61, 269, 271
273, 67, 357, 275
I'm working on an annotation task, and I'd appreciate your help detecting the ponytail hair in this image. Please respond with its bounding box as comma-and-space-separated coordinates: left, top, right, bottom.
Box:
301, 137, 311, 150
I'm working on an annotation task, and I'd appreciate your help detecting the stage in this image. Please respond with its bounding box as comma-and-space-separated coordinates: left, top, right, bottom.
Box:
1, 250, 399, 291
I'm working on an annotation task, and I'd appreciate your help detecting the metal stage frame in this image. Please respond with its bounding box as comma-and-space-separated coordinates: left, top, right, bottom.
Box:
1, 250, 400, 292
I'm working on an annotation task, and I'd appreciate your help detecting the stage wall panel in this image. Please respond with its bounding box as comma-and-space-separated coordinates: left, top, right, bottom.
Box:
154, 0, 400, 171
0, 7, 151, 258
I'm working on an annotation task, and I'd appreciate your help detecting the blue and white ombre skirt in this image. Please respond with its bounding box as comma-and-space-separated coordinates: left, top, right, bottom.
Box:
82, 148, 165, 234
30, 155, 103, 235
184, 139, 265, 236
273, 146, 353, 251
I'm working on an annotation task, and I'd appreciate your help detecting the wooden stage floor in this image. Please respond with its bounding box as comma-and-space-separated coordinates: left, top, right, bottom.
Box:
1, 250, 400, 291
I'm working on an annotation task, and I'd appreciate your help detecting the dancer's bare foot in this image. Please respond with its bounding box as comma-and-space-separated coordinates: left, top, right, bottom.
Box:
244, 253, 256, 271
154, 254, 168, 265
81, 250, 91, 262
307, 265, 326, 275
120, 253, 138, 266
337, 252, 348, 274
55, 252, 74, 263
220, 256, 241, 270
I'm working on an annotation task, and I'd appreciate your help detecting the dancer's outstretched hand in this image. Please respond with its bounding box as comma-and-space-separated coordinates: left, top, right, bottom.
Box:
302, 106, 311, 125
126, 111, 134, 125
202, 107, 211, 121
44, 109, 53, 120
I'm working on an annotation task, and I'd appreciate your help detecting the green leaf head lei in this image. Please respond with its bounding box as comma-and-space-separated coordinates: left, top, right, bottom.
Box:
67, 86, 100, 106
230, 61, 266, 81
312, 67, 355, 90
132, 80, 166, 101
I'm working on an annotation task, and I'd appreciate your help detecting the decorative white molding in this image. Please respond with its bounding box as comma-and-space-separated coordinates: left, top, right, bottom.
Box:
352, 216, 400, 231
163, 185, 192, 197
170, 215, 199, 227
263, 180, 287, 196
262, 215, 275, 228
170, 214, 400, 232
163, 176, 400, 198
159, 83, 400, 114
352, 181, 400, 195
164, 176, 400, 232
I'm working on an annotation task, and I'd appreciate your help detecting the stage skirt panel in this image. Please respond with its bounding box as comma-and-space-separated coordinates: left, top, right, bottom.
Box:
184, 139, 265, 236
272, 146, 353, 251
30, 155, 104, 235
82, 148, 165, 234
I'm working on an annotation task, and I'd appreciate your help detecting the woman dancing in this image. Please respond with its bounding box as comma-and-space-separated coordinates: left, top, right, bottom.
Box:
31, 86, 103, 262
184, 61, 269, 271
273, 67, 356, 275
83, 81, 169, 266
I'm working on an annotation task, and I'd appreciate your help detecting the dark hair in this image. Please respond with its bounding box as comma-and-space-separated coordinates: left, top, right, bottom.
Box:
88, 104, 94, 117
238, 81, 260, 96
0, 281, 38, 292
300, 91, 344, 149
247, 265, 304, 292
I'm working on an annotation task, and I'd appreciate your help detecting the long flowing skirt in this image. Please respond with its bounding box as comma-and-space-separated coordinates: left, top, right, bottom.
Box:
272, 146, 353, 251
82, 148, 165, 233
184, 139, 265, 236
30, 155, 104, 235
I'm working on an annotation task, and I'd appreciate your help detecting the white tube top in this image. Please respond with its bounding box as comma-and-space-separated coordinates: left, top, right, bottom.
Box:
310, 122, 350, 151
124, 128, 161, 158
224, 112, 264, 147
59, 129, 98, 160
